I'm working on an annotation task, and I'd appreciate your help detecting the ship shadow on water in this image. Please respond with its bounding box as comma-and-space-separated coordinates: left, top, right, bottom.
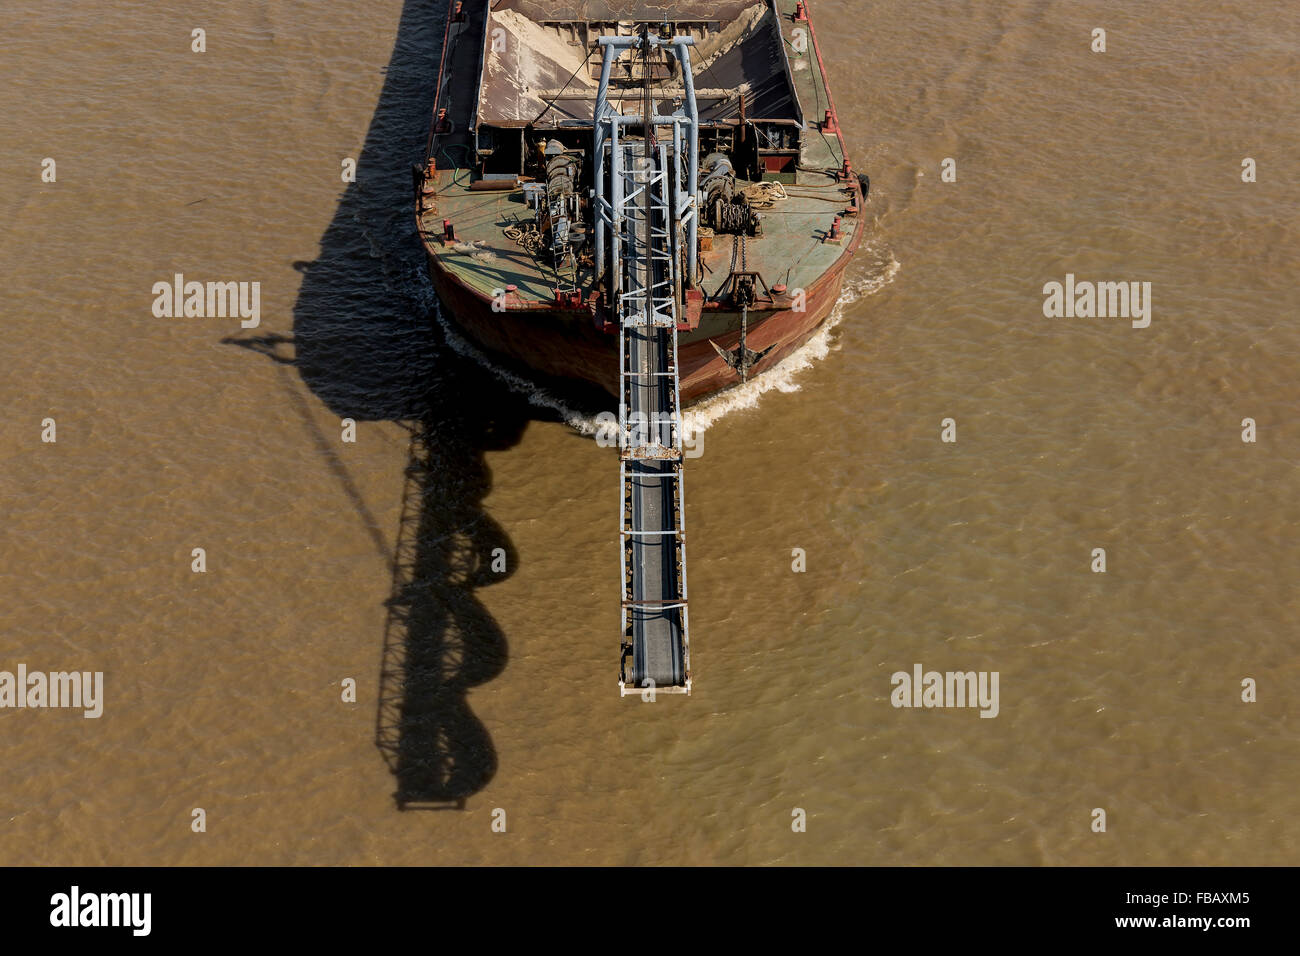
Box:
229, 0, 538, 809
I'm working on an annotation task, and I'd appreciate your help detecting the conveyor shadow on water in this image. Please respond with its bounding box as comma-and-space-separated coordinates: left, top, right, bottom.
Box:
228, 0, 541, 809
226, 327, 527, 809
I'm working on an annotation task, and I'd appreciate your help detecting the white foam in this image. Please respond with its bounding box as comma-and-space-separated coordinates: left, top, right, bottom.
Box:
416, 240, 901, 435
430, 302, 601, 433
398, 259, 598, 431
682, 250, 901, 433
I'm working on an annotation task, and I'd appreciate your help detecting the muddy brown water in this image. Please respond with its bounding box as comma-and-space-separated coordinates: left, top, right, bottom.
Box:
1, 0, 1296, 864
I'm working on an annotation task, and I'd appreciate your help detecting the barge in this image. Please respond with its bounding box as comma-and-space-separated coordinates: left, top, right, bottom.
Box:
415, 0, 866, 403
413, 0, 866, 695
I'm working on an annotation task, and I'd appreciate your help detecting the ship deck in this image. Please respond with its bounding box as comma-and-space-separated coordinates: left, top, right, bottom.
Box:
419, 0, 862, 308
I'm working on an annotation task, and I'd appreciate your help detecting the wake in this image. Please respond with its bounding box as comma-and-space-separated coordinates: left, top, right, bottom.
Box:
416, 238, 900, 435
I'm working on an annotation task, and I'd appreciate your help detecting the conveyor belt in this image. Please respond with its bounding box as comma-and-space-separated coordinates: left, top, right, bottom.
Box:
618, 140, 688, 691
598, 33, 698, 697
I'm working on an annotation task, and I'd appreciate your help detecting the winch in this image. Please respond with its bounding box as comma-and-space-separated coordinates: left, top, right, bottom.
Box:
699, 153, 759, 236
538, 140, 584, 259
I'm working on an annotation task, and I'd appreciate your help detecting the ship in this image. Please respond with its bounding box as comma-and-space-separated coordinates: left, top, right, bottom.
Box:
414, 0, 866, 696
416, 0, 866, 403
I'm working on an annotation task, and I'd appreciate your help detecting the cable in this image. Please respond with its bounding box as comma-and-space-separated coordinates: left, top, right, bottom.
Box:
435, 144, 475, 193
533, 46, 598, 125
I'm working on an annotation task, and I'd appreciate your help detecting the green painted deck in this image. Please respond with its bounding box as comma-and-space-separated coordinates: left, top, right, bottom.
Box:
418, 0, 862, 308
